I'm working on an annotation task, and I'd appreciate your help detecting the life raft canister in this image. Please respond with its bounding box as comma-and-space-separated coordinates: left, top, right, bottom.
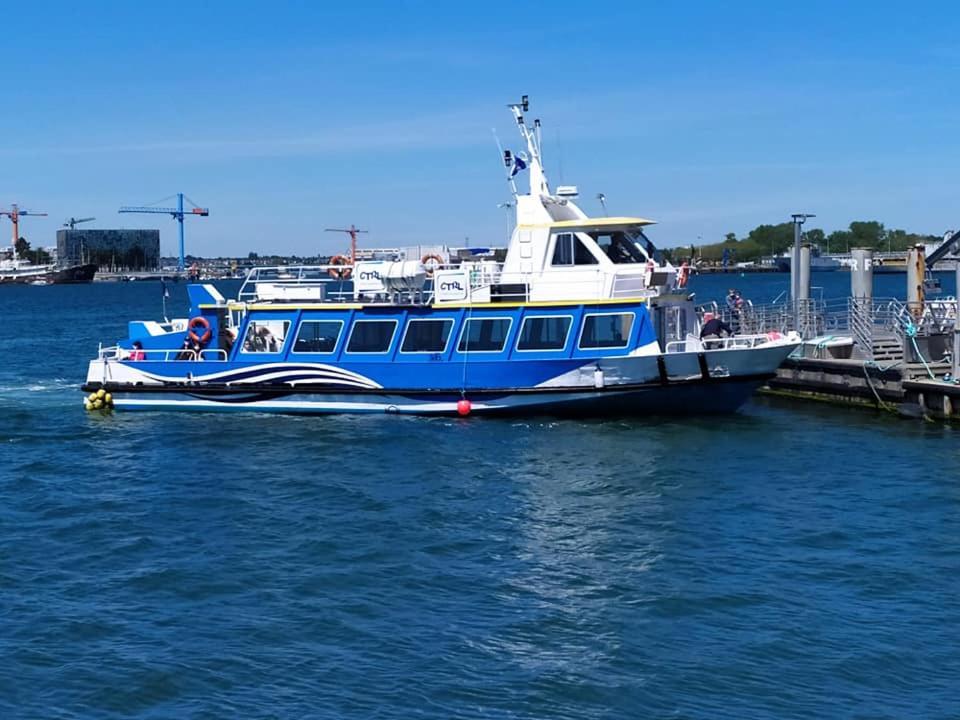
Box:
421, 254, 444, 277
188, 316, 212, 345
328, 255, 352, 279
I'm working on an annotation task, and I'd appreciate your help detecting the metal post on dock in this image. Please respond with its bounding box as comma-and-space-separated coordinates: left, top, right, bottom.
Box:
850, 248, 873, 301
850, 248, 874, 357
906, 244, 925, 321
954, 246, 960, 381
790, 213, 815, 337
798, 244, 812, 338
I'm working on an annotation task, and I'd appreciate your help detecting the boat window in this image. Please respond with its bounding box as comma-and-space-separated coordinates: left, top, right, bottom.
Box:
517, 316, 572, 351
579, 313, 634, 349
346, 320, 398, 353
401, 319, 454, 353
241, 319, 290, 353
292, 320, 343, 353
592, 231, 648, 264
551, 233, 598, 266
457, 318, 512, 353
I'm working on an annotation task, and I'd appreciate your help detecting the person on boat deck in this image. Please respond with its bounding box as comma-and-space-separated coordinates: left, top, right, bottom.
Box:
700, 312, 734, 340
256, 325, 279, 353
128, 340, 145, 361
176, 338, 194, 361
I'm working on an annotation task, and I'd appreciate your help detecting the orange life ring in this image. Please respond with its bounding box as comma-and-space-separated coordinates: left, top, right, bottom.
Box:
328, 255, 353, 279
421, 254, 444, 277
678, 262, 690, 289
188, 316, 212, 345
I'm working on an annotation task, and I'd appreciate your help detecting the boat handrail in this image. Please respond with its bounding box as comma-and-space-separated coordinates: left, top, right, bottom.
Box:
238, 265, 356, 302
100, 346, 229, 362
665, 333, 782, 353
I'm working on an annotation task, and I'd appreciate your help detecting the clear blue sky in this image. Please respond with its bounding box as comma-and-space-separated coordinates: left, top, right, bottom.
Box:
2, 1, 959, 257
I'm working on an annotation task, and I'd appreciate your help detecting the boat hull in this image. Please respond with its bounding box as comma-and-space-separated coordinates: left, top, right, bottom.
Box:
0, 262, 97, 284
82, 375, 771, 417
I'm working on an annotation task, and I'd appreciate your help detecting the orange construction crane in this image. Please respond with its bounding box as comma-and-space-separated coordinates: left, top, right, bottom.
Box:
325, 224, 368, 263
1, 204, 48, 257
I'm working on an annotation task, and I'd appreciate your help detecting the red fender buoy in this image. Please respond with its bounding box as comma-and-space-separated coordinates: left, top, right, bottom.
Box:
456, 399, 472, 416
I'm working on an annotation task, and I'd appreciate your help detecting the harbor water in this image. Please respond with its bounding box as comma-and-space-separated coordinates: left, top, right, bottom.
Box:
2, 275, 959, 718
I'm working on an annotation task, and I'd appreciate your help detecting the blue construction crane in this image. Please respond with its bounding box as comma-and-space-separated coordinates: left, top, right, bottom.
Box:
119, 193, 209, 272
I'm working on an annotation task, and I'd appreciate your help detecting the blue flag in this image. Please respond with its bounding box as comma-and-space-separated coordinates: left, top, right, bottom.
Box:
510, 154, 527, 177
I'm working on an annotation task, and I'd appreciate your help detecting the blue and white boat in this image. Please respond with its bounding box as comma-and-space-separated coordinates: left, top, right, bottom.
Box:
82, 97, 799, 416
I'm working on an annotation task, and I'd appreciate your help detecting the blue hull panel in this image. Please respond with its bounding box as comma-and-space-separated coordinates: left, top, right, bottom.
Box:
91, 378, 766, 417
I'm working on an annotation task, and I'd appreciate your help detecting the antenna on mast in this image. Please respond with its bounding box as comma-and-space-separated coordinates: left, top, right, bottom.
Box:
492, 129, 518, 196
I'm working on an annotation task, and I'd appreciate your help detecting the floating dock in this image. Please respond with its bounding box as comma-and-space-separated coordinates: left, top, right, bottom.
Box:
703, 242, 960, 422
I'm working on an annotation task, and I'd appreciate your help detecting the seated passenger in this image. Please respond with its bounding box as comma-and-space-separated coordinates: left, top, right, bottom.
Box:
176, 338, 194, 361
128, 340, 145, 361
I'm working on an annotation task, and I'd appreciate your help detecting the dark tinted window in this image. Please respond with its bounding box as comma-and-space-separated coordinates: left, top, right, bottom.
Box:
457, 318, 511, 352
551, 233, 598, 266
293, 320, 342, 353
517, 316, 572, 351
346, 320, 397, 353
579, 313, 634, 349
593, 231, 646, 264
401, 319, 453, 353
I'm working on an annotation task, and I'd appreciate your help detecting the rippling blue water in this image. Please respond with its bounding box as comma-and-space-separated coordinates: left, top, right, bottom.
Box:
2, 276, 959, 719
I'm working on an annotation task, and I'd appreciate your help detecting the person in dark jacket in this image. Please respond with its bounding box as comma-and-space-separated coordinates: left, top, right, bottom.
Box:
700, 312, 734, 340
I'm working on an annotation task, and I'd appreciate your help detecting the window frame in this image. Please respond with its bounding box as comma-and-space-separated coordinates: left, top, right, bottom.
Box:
239, 318, 291, 355
290, 318, 345, 355
514, 314, 574, 353
455, 316, 514, 354
550, 232, 600, 267
578, 311, 636, 350
399, 318, 455, 355
344, 319, 399, 355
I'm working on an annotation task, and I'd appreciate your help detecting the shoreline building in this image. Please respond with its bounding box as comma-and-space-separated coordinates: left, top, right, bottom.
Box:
57, 229, 160, 271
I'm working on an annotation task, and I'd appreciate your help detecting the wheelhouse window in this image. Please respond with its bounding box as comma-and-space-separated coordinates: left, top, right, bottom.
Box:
346, 320, 398, 353
457, 318, 512, 353
591, 230, 651, 264
241, 319, 290, 353
579, 313, 634, 349
292, 320, 343, 353
401, 318, 454, 353
551, 233, 599, 266
516, 316, 572, 351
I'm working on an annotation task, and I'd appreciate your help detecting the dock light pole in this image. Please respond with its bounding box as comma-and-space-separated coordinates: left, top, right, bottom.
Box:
791, 213, 815, 334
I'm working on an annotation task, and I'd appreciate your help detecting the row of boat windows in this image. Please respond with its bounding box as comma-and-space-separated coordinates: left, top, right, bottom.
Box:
241, 312, 636, 356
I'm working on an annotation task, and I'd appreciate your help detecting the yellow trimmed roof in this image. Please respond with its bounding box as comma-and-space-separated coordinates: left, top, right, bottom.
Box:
517, 216, 656, 230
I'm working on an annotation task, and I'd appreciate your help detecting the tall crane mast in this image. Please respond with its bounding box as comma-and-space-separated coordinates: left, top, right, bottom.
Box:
1, 204, 48, 257
324, 224, 368, 263
119, 193, 209, 273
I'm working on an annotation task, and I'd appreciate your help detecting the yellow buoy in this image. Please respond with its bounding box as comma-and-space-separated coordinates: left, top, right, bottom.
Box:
104, 393, 113, 404
93, 399, 103, 409
84, 400, 92, 411
96, 389, 106, 399
88, 392, 97, 402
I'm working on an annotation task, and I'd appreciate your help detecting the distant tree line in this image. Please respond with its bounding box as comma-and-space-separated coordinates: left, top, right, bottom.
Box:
692, 221, 943, 264
14, 237, 52, 265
